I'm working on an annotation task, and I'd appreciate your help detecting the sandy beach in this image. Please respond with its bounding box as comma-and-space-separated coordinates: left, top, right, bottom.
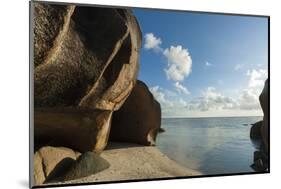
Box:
44, 142, 201, 186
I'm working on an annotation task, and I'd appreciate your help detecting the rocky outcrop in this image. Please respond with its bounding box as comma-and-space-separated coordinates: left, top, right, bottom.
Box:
33, 3, 142, 152
32, 2, 163, 186
259, 79, 269, 153
34, 4, 141, 110
33, 2, 144, 185
110, 80, 161, 146
250, 121, 262, 139
158, 127, 165, 133
33, 146, 109, 185
34, 4, 75, 67
250, 79, 269, 172
34, 108, 112, 152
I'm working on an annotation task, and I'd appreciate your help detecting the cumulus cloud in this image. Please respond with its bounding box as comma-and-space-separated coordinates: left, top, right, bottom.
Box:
149, 86, 173, 107
238, 88, 261, 110
144, 33, 162, 52
247, 69, 267, 88
178, 98, 188, 107
174, 82, 190, 95
149, 85, 192, 117
163, 45, 192, 81
188, 87, 238, 111
234, 64, 244, 71
144, 33, 193, 92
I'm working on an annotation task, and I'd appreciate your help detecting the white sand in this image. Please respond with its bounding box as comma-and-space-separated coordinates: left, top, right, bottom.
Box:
45, 142, 201, 186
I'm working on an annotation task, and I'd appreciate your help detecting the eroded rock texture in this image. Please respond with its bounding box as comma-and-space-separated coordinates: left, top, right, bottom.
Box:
34, 108, 113, 152
250, 121, 263, 139
259, 79, 269, 152
250, 79, 269, 172
34, 146, 109, 185
32, 2, 164, 185
33, 2, 142, 152
110, 80, 161, 146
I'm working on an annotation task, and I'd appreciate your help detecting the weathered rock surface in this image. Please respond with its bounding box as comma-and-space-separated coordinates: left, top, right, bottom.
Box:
250, 121, 262, 139
158, 127, 165, 133
34, 146, 109, 185
34, 146, 78, 185
34, 108, 112, 152
34, 3, 75, 67
61, 152, 110, 182
250, 79, 269, 172
33, 2, 142, 152
259, 79, 269, 152
110, 80, 161, 145
34, 4, 141, 109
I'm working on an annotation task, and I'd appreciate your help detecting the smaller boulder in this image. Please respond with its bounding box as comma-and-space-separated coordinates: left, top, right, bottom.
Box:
158, 128, 165, 133
110, 80, 161, 146
34, 146, 110, 185
259, 79, 269, 153
250, 121, 263, 139
33, 146, 78, 185
61, 152, 110, 182
251, 151, 268, 172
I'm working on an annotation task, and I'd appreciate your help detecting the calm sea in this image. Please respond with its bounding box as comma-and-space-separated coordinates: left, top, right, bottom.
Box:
156, 116, 262, 175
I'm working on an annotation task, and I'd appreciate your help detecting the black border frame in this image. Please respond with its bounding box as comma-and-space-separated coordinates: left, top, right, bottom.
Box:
29, 0, 270, 188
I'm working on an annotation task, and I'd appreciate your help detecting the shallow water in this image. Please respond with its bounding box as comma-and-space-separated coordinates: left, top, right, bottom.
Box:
156, 116, 262, 175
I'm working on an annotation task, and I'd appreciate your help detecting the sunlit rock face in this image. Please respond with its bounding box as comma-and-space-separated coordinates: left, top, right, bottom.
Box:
33, 3, 142, 152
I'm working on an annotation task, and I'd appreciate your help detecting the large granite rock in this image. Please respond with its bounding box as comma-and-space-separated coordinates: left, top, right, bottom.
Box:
34, 4, 75, 67
34, 108, 113, 152
34, 4, 141, 109
259, 79, 269, 152
250, 79, 269, 172
33, 146, 109, 185
250, 121, 263, 139
33, 2, 142, 152
110, 80, 161, 146
34, 146, 78, 185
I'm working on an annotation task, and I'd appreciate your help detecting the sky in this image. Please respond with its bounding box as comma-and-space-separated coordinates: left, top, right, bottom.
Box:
133, 8, 268, 118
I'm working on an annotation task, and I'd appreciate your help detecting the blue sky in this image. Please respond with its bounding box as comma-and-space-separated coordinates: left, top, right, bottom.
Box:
133, 8, 268, 118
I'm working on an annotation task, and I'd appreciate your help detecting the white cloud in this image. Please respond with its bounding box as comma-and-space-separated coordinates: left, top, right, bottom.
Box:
150, 84, 264, 117
174, 82, 190, 95
187, 85, 264, 113
149, 85, 191, 117
149, 86, 173, 107
144, 33, 162, 52
188, 87, 238, 111
178, 98, 188, 107
234, 64, 244, 71
239, 88, 261, 110
205, 61, 212, 67
185, 68, 267, 113
247, 69, 267, 88
235, 68, 267, 110
163, 45, 192, 81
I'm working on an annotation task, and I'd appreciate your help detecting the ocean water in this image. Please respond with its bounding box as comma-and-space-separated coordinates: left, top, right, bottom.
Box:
156, 116, 263, 175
